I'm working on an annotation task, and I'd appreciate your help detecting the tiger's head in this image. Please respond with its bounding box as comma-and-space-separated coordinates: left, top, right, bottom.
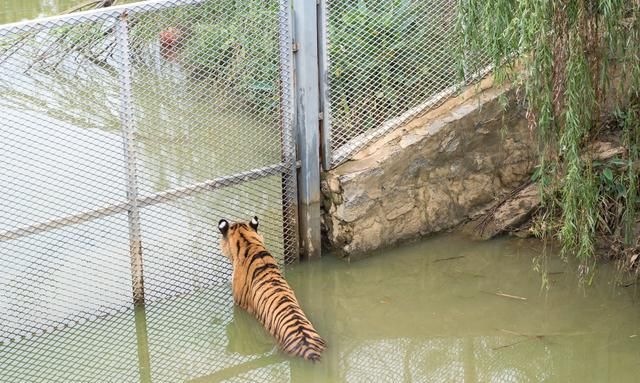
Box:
218, 216, 263, 261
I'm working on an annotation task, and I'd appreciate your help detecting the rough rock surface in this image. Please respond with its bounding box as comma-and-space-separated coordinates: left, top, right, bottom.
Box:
462, 139, 628, 241
322, 78, 536, 258
463, 183, 540, 240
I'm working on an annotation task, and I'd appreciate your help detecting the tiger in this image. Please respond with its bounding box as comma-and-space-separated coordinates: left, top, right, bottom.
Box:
218, 216, 326, 362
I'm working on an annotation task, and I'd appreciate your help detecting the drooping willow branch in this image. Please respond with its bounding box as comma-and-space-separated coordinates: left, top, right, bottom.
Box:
456, 0, 640, 278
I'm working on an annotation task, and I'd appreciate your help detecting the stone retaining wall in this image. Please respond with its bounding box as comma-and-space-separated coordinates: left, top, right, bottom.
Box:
321, 79, 536, 258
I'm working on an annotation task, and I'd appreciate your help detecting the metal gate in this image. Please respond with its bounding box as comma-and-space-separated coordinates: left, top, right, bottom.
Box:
0, 0, 297, 381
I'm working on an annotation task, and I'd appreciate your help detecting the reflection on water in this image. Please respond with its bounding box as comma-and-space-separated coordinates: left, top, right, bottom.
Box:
225, 306, 274, 356
2, 234, 639, 382
131, 65, 281, 196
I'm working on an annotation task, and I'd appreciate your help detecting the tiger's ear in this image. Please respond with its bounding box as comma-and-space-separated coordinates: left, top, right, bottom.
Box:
218, 219, 229, 236
249, 216, 259, 232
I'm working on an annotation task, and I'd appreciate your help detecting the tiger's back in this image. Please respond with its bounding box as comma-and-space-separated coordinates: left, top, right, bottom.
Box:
218, 217, 326, 361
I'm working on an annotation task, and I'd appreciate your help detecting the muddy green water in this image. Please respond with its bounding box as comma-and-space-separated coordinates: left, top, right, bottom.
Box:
3, 234, 640, 382
0, 0, 77, 23
0, 0, 135, 24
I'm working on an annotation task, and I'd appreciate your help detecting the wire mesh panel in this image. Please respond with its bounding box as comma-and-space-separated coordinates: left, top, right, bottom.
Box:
0, 0, 296, 381
325, 0, 467, 167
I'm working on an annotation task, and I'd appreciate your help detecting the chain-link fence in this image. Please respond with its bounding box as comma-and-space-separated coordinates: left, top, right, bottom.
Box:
324, 0, 486, 167
0, 0, 296, 381
0, 0, 497, 380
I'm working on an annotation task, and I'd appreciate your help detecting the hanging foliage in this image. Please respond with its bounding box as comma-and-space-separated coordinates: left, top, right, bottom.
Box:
456, 0, 640, 280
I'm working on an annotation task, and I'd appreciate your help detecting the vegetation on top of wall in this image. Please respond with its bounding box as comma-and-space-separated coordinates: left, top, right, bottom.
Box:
456, 0, 640, 281
328, 0, 458, 146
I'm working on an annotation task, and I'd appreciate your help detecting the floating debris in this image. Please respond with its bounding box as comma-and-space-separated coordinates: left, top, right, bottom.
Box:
481, 291, 528, 301
433, 255, 466, 263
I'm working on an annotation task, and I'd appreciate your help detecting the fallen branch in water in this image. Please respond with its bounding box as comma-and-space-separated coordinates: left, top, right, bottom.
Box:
186, 354, 282, 383
495, 291, 528, 300
499, 328, 591, 337
473, 181, 534, 239
433, 255, 465, 263
481, 290, 528, 301
492, 337, 536, 350
499, 329, 537, 337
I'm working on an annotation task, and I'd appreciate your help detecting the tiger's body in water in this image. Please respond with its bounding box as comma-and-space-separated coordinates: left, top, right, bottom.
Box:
218, 217, 326, 362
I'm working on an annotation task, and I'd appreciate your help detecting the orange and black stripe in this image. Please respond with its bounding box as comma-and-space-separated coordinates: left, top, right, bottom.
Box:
218, 218, 326, 361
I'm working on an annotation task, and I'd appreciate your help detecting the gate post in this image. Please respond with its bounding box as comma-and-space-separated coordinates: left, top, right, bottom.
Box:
292, 0, 321, 259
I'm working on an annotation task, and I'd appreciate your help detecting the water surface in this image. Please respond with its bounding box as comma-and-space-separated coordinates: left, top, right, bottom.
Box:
3, 234, 639, 382
0, 0, 135, 24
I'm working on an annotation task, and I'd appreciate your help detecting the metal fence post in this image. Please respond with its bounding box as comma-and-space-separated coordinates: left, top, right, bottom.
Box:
292, 0, 321, 259
279, 0, 300, 263
116, 11, 145, 305
318, 0, 332, 171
